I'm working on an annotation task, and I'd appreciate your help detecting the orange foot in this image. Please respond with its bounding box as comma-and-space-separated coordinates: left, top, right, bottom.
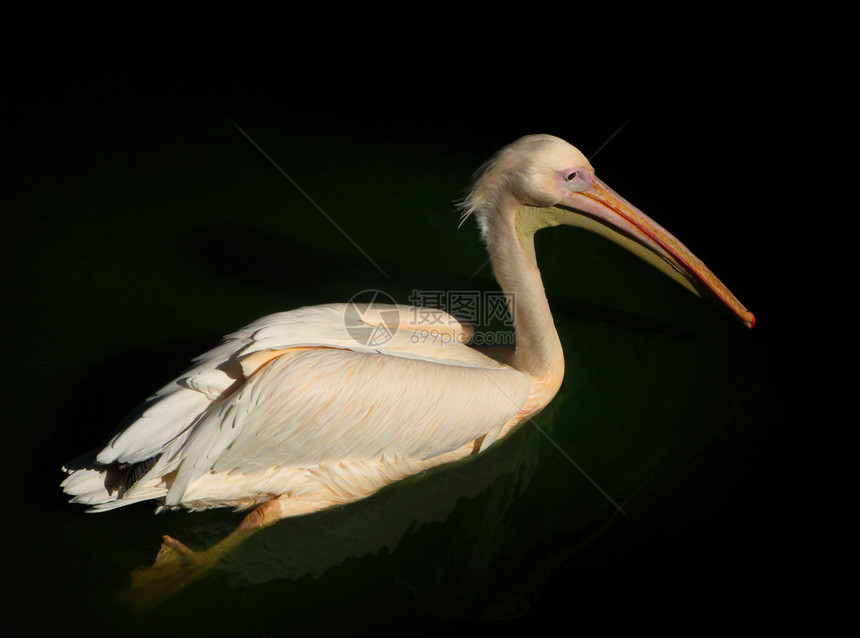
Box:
115, 504, 276, 612
116, 535, 222, 612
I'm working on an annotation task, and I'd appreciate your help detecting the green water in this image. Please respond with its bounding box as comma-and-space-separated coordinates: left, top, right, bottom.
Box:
4, 55, 818, 636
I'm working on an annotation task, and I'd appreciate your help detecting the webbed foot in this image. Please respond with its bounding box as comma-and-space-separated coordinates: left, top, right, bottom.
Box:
117, 535, 222, 612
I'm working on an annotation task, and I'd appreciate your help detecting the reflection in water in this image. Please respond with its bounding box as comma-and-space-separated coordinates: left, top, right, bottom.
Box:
215, 408, 544, 614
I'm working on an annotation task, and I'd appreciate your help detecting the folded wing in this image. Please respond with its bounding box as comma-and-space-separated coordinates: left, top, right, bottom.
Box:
61, 303, 529, 511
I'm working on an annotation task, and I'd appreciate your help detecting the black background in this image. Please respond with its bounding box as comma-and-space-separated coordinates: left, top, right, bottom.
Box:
3, 18, 841, 636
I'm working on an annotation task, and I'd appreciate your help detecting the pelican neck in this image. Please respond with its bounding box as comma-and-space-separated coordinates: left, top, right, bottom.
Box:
483, 206, 565, 382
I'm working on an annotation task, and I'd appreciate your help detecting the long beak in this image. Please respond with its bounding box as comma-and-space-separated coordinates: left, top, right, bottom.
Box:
562, 177, 755, 329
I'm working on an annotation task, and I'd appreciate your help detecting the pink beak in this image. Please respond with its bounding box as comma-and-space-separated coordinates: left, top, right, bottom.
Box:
564, 176, 755, 329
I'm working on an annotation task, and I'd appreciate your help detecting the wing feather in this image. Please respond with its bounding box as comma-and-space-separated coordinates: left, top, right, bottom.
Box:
164, 348, 529, 506
94, 303, 484, 465
64, 302, 526, 511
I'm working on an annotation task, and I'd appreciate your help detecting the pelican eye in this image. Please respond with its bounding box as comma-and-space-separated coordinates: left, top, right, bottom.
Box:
563, 171, 578, 182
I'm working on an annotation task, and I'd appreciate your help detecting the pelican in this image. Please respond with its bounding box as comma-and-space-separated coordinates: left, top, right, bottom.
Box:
60, 134, 754, 602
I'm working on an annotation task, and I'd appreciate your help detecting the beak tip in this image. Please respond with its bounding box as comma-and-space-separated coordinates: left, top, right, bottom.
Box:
744, 312, 756, 330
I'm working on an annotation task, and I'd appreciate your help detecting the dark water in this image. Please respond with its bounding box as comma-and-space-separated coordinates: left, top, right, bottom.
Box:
4, 49, 834, 636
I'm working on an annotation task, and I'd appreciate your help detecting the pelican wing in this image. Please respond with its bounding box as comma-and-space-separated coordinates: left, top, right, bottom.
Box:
63, 303, 525, 511
162, 346, 529, 506
92, 303, 474, 467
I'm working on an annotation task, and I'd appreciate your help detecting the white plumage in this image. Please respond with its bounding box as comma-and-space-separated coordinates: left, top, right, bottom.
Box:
62, 303, 530, 515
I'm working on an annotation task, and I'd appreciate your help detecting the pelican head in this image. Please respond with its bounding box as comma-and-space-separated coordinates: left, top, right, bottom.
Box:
462, 134, 755, 328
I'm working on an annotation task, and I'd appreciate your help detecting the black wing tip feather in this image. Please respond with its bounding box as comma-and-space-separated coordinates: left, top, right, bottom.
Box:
62, 451, 162, 497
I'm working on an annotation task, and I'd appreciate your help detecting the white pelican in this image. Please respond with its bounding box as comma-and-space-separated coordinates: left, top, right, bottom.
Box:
60, 134, 754, 600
